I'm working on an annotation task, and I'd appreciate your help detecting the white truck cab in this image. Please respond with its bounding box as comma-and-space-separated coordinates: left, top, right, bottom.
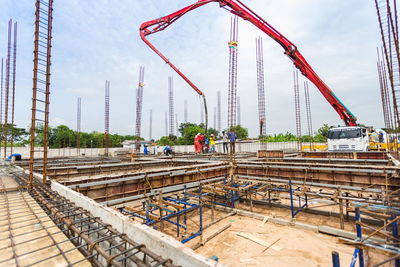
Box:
327, 126, 369, 152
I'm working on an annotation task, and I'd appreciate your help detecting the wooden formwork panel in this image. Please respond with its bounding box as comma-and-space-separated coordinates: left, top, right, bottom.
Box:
78, 165, 228, 203
236, 164, 398, 189
257, 150, 284, 158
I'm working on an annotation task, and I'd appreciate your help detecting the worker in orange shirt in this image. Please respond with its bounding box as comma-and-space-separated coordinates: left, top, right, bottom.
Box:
194, 133, 202, 153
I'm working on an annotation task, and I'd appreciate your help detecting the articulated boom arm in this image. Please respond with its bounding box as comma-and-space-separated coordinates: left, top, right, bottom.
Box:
140, 0, 357, 126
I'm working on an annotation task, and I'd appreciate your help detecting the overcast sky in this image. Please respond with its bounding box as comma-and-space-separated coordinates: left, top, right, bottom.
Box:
0, 0, 384, 139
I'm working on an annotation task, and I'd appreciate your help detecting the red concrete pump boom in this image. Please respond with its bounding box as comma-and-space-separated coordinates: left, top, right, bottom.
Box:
140, 0, 357, 128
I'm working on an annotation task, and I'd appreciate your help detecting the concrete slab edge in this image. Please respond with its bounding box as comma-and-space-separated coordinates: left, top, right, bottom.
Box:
51, 181, 225, 267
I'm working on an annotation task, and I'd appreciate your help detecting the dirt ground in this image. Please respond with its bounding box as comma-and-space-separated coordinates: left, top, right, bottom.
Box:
127, 193, 392, 266
236, 199, 358, 232
184, 213, 389, 267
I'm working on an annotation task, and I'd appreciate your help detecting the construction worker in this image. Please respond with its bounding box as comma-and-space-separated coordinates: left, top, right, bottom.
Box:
144, 144, 149, 155
194, 133, 201, 153
210, 134, 215, 153
199, 133, 205, 153
222, 131, 228, 154
204, 136, 210, 153
163, 146, 173, 156
228, 129, 237, 154
378, 131, 384, 143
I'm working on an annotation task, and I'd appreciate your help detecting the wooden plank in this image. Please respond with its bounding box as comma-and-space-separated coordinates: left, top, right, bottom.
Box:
234, 232, 282, 251
137, 210, 160, 221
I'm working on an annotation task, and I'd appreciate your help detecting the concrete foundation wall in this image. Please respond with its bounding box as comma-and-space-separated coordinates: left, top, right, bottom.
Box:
172, 141, 326, 153
7, 147, 122, 158
9, 141, 324, 159
51, 181, 223, 267
9, 141, 328, 159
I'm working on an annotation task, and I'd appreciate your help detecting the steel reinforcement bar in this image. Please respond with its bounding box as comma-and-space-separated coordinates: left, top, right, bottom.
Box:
13, 172, 177, 267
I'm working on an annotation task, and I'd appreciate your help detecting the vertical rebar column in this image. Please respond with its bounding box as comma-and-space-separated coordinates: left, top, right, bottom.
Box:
77, 97, 81, 155
104, 80, 110, 155
175, 113, 179, 137
29, 0, 54, 185
0, 58, 3, 156
184, 100, 188, 123
375, 0, 400, 156
237, 96, 241, 126
213, 107, 216, 130
10, 22, 17, 156
294, 71, 302, 152
217, 90, 221, 133
256, 36, 266, 137
43, 0, 54, 183
29, 0, 41, 187
165, 112, 168, 136
227, 16, 239, 132
135, 66, 144, 151
4, 20, 12, 159
382, 49, 395, 131
168, 77, 174, 135
378, 50, 391, 130
304, 81, 313, 150
149, 109, 152, 140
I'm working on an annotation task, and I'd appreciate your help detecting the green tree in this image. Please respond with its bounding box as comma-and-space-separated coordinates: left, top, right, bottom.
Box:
178, 123, 204, 145
262, 132, 298, 142
313, 124, 334, 143
301, 135, 313, 142
207, 127, 219, 137
157, 134, 178, 146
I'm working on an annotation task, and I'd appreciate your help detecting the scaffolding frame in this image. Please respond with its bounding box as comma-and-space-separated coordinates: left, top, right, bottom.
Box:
121, 186, 204, 244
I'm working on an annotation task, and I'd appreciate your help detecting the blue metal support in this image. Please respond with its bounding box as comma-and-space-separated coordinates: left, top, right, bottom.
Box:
349, 248, 359, 267
231, 175, 234, 208
199, 185, 203, 242
355, 207, 364, 267
182, 186, 203, 244
331, 251, 340, 267
182, 231, 202, 243
177, 213, 180, 237
184, 185, 187, 231
288, 179, 307, 218
162, 218, 186, 229
289, 179, 294, 218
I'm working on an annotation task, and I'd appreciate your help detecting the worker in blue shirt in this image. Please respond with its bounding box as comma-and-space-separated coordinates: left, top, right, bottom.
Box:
204, 137, 210, 153
228, 129, 237, 154
144, 144, 149, 155
163, 146, 173, 156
